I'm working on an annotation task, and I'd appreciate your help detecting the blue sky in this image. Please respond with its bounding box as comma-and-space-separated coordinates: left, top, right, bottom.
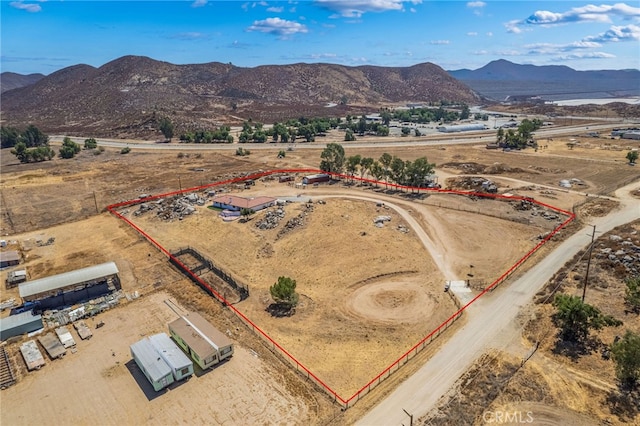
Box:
1, 1, 639, 75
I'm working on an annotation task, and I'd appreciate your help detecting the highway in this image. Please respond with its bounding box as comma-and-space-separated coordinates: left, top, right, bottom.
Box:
50, 122, 632, 152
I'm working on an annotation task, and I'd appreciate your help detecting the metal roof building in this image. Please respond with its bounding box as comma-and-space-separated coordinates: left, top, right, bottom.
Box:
169, 311, 234, 370
0, 311, 43, 341
18, 262, 120, 307
130, 338, 174, 392
437, 124, 488, 133
0, 251, 20, 268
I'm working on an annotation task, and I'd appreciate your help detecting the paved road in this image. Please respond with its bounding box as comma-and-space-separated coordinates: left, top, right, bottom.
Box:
356, 181, 639, 426
50, 122, 629, 152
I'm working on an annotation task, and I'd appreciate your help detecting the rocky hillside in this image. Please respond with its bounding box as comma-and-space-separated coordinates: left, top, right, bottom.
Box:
0, 72, 45, 93
1, 56, 480, 138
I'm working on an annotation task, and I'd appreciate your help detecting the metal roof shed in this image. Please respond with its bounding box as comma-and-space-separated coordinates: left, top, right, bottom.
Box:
20, 340, 46, 371
148, 333, 193, 381
19, 262, 119, 301
0, 311, 43, 341
130, 338, 174, 392
169, 311, 234, 370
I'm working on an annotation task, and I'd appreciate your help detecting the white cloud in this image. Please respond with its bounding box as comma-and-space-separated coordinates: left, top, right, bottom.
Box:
486, 31, 493, 36
555, 52, 617, 61
467, 32, 478, 36
525, 41, 603, 55
247, 17, 308, 37
267, 6, 284, 12
10, 2, 42, 12
585, 24, 640, 42
467, 1, 485, 8
430, 40, 450, 45
410, 7, 416, 13
507, 3, 640, 33
191, 0, 207, 8
472, 50, 489, 55
171, 32, 210, 40
315, 0, 422, 18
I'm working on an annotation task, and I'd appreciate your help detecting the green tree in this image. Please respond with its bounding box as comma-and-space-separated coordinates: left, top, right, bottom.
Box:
159, 117, 174, 141
120, 147, 131, 154
380, 109, 392, 126
319, 142, 345, 174
496, 127, 505, 144
344, 129, 356, 141
611, 330, 640, 388
10, 142, 28, 162
269, 276, 299, 309
379, 153, 393, 188
553, 294, 622, 343
346, 155, 361, 182
401, 126, 411, 136
84, 138, 98, 150
359, 157, 374, 180
390, 156, 406, 186
59, 137, 81, 159
21, 124, 48, 147
460, 104, 470, 120
370, 161, 384, 187
626, 150, 638, 165
624, 277, 640, 314
1, 126, 21, 148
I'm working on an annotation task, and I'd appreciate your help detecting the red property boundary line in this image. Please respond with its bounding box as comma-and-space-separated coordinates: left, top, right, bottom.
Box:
107, 168, 575, 409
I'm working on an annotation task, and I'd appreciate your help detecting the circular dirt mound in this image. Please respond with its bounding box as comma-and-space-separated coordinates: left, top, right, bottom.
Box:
345, 278, 435, 324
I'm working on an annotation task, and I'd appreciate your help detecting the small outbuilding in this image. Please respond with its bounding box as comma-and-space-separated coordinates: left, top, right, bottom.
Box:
169, 311, 234, 370
148, 333, 193, 381
130, 338, 175, 392
0, 251, 20, 269
0, 311, 43, 341
302, 174, 331, 185
6, 269, 27, 288
20, 340, 46, 371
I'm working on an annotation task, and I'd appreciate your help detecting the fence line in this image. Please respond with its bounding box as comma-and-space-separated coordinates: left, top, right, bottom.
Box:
107, 168, 575, 410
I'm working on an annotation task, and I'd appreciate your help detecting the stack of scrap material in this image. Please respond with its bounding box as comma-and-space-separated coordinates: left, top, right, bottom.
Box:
55, 326, 76, 348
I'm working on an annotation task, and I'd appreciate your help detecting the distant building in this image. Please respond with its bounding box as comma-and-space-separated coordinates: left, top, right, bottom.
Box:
0, 251, 20, 269
621, 131, 640, 140
211, 195, 276, 212
437, 124, 488, 133
6, 269, 27, 288
302, 174, 331, 185
169, 311, 234, 370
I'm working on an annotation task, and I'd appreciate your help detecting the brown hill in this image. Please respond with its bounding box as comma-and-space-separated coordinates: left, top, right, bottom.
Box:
1, 56, 480, 138
0, 72, 45, 93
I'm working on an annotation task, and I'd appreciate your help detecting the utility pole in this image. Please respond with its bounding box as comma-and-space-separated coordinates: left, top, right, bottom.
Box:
402, 408, 413, 426
582, 225, 596, 302
93, 191, 99, 214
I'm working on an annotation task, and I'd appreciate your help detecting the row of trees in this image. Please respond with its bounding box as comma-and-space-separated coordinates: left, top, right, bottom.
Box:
180, 127, 234, 144
1, 125, 49, 149
3, 125, 102, 163
380, 104, 470, 125
319, 143, 436, 188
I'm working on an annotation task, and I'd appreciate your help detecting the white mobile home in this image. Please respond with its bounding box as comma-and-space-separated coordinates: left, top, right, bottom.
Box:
130, 338, 174, 392
148, 333, 193, 381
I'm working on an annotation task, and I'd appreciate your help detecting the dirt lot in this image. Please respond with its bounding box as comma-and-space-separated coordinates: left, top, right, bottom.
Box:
1, 291, 320, 425
0, 124, 638, 423
123, 182, 552, 396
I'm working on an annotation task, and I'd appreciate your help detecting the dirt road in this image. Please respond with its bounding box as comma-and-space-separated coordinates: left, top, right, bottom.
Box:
356, 180, 640, 425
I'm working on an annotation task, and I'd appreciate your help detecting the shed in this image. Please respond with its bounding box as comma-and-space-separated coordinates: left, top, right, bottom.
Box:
6, 269, 27, 287
20, 340, 46, 371
55, 326, 76, 349
73, 321, 92, 340
148, 333, 193, 381
302, 174, 331, 185
169, 311, 234, 370
130, 338, 174, 392
0, 251, 20, 268
0, 311, 43, 341
18, 262, 120, 309
38, 333, 66, 359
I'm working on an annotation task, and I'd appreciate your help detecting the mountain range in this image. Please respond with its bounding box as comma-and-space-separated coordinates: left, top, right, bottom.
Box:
449, 59, 640, 101
1, 57, 637, 137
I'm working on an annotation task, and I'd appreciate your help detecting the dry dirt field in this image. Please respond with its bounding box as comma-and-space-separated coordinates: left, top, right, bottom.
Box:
0, 122, 638, 424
